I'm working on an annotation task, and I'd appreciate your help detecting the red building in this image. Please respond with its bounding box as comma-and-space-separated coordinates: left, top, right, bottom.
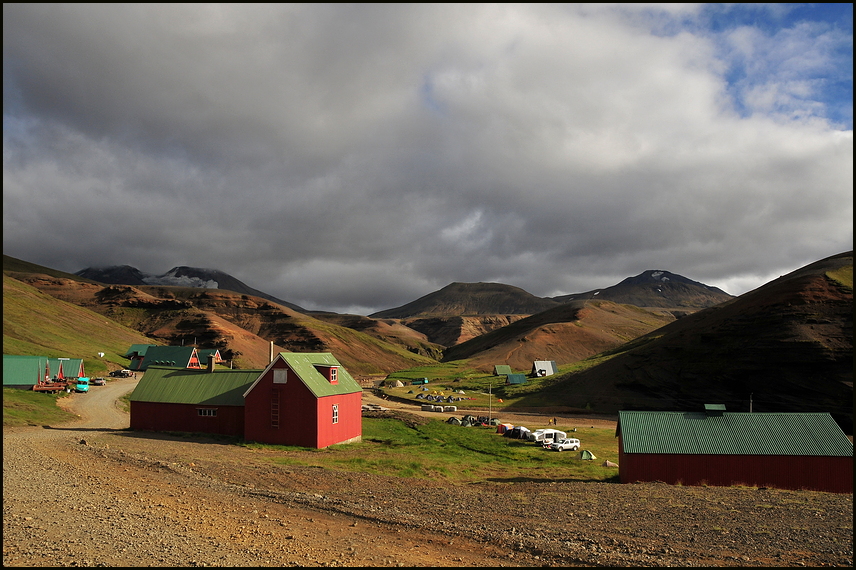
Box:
129, 352, 362, 449
617, 406, 853, 494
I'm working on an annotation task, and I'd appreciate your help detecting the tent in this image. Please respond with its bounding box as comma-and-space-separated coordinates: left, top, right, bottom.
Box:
391, 380, 404, 387
496, 423, 514, 434
580, 450, 596, 460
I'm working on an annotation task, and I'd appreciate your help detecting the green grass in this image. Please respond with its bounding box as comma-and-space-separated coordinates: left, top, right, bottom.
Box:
377, 357, 619, 412
3, 274, 157, 376
5, 385, 619, 483
246, 416, 620, 484
3, 388, 77, 427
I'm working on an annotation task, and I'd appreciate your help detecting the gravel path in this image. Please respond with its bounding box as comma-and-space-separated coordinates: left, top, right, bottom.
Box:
3, 379, 852, 567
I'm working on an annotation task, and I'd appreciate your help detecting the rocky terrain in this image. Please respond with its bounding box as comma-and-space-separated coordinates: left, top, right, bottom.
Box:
3, 378, 852, 567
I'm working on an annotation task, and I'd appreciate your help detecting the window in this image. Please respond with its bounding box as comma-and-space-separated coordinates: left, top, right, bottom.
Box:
332, 404, 339, 424
197, 408, 217, 417
330, 367, 338, 383
273, 369, 287, 384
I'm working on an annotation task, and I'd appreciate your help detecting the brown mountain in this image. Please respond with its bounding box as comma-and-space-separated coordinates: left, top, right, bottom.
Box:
551, 270, 734, 315
4, 256, 436, 377
441, 300, 675, 373
370, 282, 560, 318
518, 251, 854, 433
76, 264, 307, 313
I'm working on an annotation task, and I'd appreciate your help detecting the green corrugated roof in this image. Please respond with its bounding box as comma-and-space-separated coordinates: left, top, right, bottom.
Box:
47, 358, 84, 378
3, 355, 47, 385
278, 352, 362, 397
138, 346, 197, 369
124, 344, 154, 358
618, 410, 853, 457
494, 365, 513, 375
129, 366, 261, 405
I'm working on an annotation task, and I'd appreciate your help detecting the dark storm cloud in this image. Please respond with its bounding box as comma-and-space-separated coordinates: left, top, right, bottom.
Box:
4, 4, 852, 314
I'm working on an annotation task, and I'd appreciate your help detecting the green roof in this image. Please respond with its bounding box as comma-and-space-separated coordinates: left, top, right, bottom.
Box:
257, 352, 361, 398
618, 410, 853, 457
47, 357, 84, 378
137, 346, 197, 369
124, 344, 154, 358
3, 355, 47, 385
129, 366, 261, 405
494, 365, 513, 375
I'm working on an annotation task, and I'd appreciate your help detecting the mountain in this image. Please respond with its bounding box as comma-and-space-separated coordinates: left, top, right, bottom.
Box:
75, 265, 307, 313
520, 251, 853, 432
370, 282, 561, 318
5, 256, 437, 377
551, 270, 733, 314
364, 275, 730, 350
442, 299, 676, 372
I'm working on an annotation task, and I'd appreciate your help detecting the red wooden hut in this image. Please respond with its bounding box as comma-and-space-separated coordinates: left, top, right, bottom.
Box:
129, 352, 362, 449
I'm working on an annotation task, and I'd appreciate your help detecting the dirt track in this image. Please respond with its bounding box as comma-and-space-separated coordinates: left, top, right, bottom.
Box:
3, 378, 852, 567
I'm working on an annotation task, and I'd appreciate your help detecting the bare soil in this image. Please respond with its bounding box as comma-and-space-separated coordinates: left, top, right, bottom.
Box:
3, 377, 852, 567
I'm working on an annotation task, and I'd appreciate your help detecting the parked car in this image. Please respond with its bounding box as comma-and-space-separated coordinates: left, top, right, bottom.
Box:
549, 438, 581, 452
91, 377, 106, 386
109, 370, 133, 378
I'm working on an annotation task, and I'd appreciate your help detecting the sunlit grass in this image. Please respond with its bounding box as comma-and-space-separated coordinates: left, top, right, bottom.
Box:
250, 416, 620, 484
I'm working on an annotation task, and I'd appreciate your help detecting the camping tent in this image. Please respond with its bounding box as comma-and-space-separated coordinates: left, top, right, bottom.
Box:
391, 380, 404, 387
580, 450, 596, 460
496, 423, 514, 434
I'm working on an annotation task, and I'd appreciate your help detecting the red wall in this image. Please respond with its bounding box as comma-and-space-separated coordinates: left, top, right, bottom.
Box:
130, 401, 244, 437
243, 360, 362, 448
619, 445, 853, 493
316, 391, 363, 449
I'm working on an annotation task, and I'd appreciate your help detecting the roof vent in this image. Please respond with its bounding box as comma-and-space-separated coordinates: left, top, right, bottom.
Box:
704, 403, 726, 416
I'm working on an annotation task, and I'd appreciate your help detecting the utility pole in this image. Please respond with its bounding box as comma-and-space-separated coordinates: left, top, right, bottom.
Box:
750, 393, 753, 413
488, 381, 492, 423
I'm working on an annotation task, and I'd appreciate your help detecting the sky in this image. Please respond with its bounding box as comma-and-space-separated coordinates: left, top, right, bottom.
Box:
3, 3, 853, 315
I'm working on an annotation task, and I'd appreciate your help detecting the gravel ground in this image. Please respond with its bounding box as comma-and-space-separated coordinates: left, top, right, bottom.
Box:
3, 378, 852, 567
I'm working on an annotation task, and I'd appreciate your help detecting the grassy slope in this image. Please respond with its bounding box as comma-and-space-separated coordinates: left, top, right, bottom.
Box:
3, 274, 159, 376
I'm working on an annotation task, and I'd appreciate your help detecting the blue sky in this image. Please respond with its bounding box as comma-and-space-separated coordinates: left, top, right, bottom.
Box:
3, 4, 852, 314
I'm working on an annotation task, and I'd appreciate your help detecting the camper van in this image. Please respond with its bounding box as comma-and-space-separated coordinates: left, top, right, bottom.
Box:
527, 429, 567, 446
74, 378, 90, 393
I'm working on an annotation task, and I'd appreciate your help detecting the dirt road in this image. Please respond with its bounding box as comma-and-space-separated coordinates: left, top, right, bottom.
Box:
3, 380, 852, 567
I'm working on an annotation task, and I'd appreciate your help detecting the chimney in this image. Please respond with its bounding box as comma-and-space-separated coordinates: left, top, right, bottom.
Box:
207, 354, 215, 373
270, 341, 274, 363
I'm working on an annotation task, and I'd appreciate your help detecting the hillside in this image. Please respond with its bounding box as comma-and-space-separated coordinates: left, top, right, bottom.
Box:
4, 256, 437, 377
76, 264, 307, 313
442, 300, 676, 372
519, 251, 854, 433
2, 274, 157, 376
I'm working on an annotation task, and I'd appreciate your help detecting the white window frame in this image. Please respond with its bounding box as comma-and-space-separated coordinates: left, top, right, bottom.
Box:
197, 408, 217, 417
332, 404, 339, 424
330, 367, 338, 383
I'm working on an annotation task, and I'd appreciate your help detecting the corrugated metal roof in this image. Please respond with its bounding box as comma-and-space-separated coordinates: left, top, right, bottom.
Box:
618, 410, 853, 457
494, 365, 513, 375
138, 346, 197, 369
47, 358, 84, 378
129, 366, 261, 405
3, 355, 47, 385
124, 344, 154, 358
279, 352, 362, 397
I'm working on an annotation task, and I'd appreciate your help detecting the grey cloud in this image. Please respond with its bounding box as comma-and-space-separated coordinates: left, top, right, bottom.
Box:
3, 4, 851, 314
